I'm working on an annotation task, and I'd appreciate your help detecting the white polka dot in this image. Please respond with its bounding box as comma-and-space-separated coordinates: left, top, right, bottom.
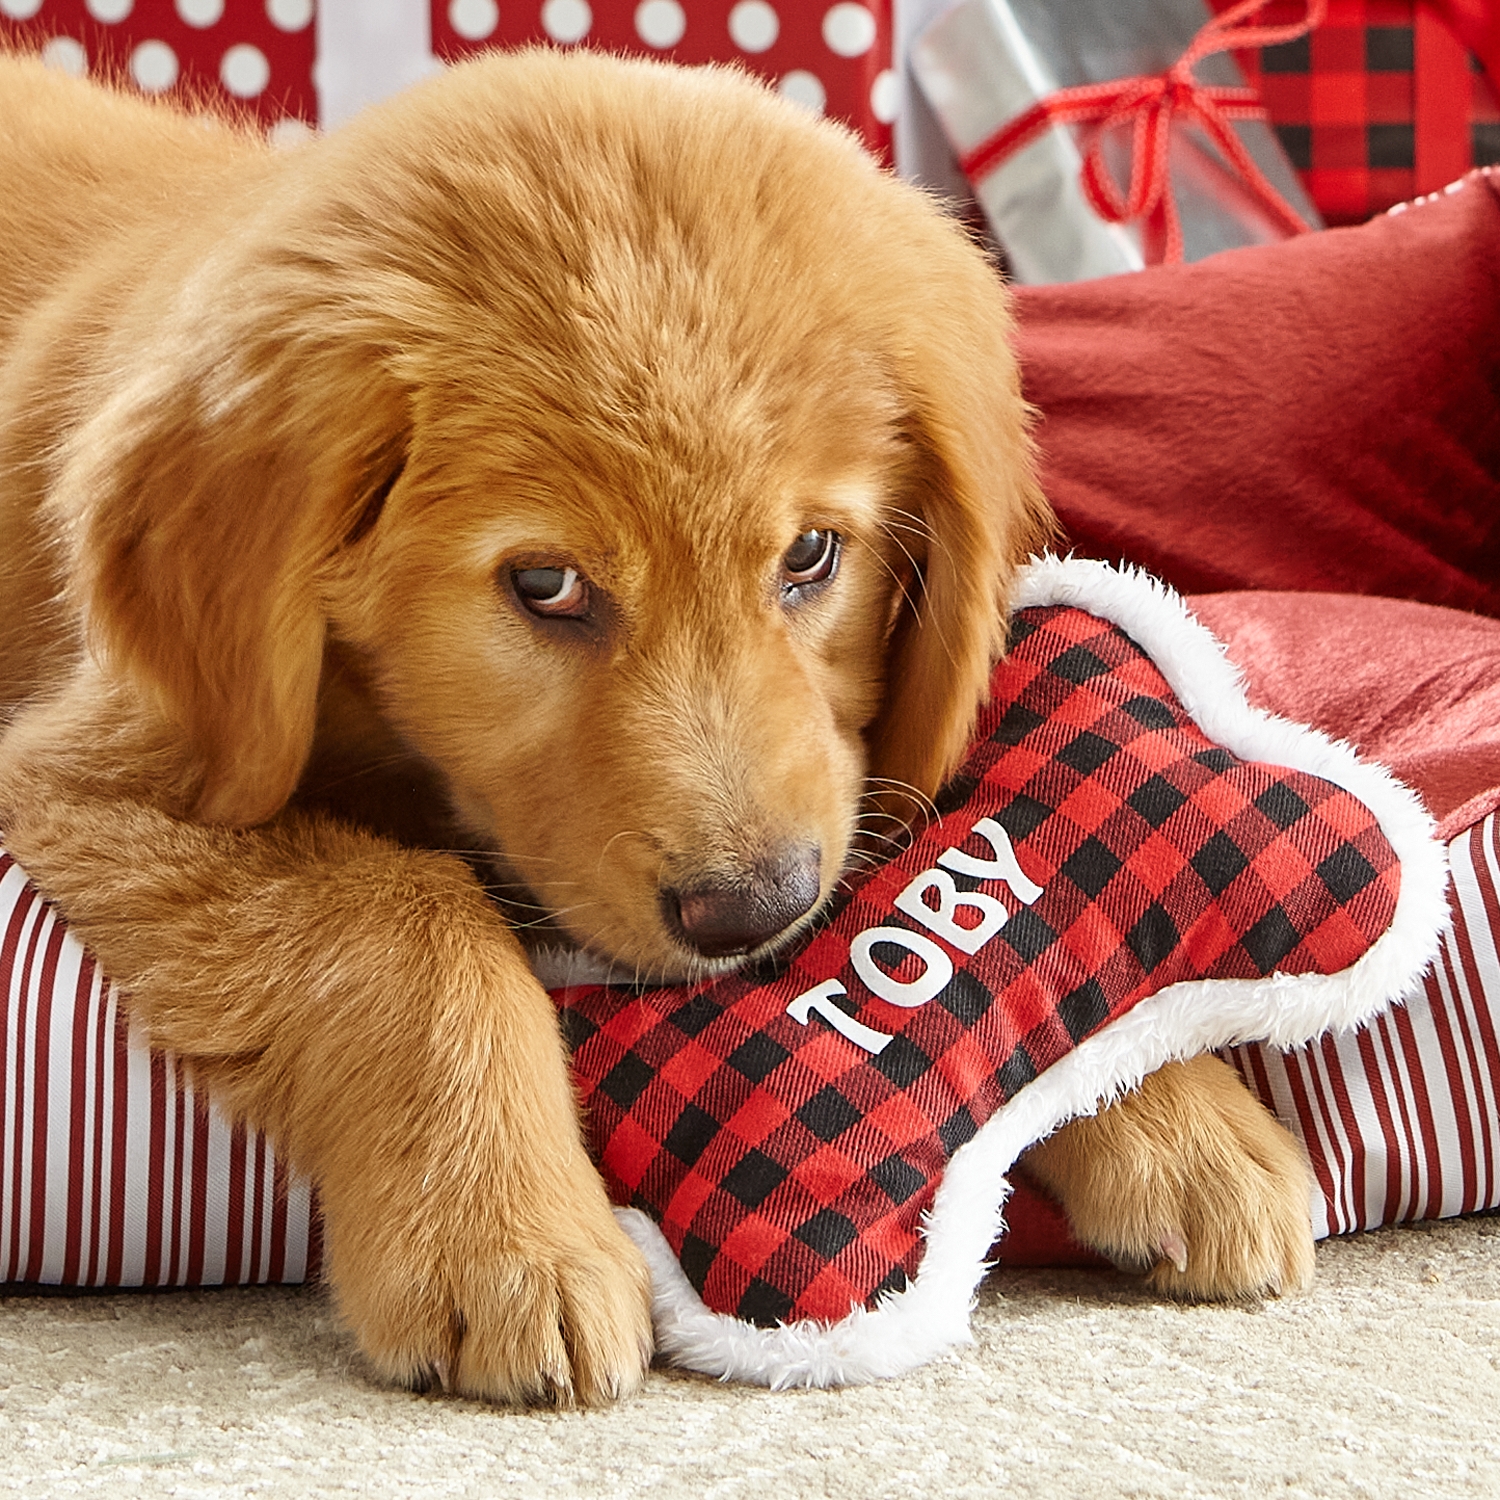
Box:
870, 67, 898, 124
86, 0, 133, 22
268, 116, 315, 148
176, 0, 222, 25
448, 0, 497, 40
130, 39, 179, 92
541, 0, 590, 43
0, 0, 45, 20
635, 0, 685, 49
778, 70, 825, 114
40, 35, 87, 75
221, 42, 270, 98
728, 0, 777, 53
822, 2, 875, 58
266, 0, 313, 30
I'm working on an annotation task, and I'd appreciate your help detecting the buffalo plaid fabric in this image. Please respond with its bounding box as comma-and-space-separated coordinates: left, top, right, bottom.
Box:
554, 605, 1402, 1327
1479, 61, 1500, 160
1210, 0, 1499, 223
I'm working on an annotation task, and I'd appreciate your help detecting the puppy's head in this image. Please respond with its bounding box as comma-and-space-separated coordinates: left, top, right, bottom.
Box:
62, 51, 1051, 975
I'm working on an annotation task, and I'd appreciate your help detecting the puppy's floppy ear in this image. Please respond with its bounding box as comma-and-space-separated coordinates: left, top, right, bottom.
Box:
867, 255, 1054, 816
54, 317, 408, 828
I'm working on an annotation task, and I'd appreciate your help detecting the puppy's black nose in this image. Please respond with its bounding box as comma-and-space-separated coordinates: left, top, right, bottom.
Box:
665, 846, 821, 959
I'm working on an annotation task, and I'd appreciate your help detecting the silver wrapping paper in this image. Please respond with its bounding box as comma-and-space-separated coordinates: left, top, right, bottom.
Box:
910, 0, 1324, 283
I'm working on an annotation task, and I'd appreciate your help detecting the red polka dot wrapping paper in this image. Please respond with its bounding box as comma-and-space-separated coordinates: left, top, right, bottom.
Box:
0, 0, 316, 132
430, 1, 895, 165
545, 556, 1448, 1385
0, 3, 893, 160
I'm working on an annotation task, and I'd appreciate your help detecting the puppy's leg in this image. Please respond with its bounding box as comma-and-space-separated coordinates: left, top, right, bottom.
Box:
0, 707, 652, 1406
1020, 1055, 1316, 1300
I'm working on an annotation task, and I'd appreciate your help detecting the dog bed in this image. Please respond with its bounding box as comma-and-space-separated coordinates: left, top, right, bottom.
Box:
2, 557, 1461, 1389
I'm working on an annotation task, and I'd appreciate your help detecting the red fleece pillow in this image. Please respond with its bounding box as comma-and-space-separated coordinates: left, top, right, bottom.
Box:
1014, 167, 1500, 615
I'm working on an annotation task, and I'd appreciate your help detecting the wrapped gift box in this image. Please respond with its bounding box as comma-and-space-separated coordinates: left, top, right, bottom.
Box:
430, 0, 897, 163
0, 1, 897, 161
5, 0, 1487, 219
0, 0, 317, 138
1209, 0, 1500, 223
910, 0, 1324, 284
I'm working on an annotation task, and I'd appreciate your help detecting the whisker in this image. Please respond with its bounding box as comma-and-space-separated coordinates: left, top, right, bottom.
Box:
873, 519, 926, 616
883, 504, 954, 573
852, 816, 909, 838
877, 507, 971, 677
855, 805, 921, 823
595, 828, 658, 878
302, 751, 433, 792
864, 538, 920, 616
505, 898, 606, 933
863, 775, 940, 825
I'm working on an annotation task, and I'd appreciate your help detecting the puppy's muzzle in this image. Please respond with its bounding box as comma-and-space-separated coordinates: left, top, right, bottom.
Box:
663, 846, 821, 959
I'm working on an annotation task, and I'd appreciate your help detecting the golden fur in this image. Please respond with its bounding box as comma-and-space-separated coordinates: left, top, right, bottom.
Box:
0, 48, 1310, 1404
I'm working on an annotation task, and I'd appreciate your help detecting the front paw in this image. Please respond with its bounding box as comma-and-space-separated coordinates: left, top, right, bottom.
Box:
329, 1166, 654, 1406
1134, 1106, 1316, 1302
1021, 1054, 1316, 1301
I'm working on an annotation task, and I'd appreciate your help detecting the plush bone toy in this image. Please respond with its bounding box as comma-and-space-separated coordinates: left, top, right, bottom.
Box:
546, 557, 1448, 1387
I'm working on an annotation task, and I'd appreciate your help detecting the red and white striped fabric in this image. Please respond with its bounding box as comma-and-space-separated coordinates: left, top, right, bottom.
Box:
1225, 811, 1500, 1237
1, 852, 318, 1287
3, 814, 1497, 1288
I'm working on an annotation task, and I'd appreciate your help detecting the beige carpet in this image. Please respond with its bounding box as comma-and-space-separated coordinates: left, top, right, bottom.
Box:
2, 1213, 1497, 1499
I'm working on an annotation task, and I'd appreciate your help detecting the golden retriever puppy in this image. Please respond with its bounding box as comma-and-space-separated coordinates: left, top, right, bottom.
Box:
0, 47, 1310, 1404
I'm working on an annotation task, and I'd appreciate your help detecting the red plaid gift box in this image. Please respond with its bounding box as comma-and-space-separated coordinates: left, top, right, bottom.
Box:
1210, 0, 1500, 221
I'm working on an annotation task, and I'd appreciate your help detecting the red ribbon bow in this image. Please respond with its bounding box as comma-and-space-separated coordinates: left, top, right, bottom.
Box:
960, 0, 1326, 266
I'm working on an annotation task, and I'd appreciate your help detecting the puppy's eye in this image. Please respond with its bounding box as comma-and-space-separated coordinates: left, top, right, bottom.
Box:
781, 530, 841, 596
512, 565, 590, 619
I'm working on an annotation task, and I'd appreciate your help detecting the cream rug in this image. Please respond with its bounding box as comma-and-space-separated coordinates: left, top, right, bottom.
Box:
3, 1213, 1497, 1499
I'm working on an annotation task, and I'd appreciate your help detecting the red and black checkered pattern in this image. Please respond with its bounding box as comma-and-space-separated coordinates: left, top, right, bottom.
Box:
1210, 0, 1498, 222
553, 605, 1402, 1327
